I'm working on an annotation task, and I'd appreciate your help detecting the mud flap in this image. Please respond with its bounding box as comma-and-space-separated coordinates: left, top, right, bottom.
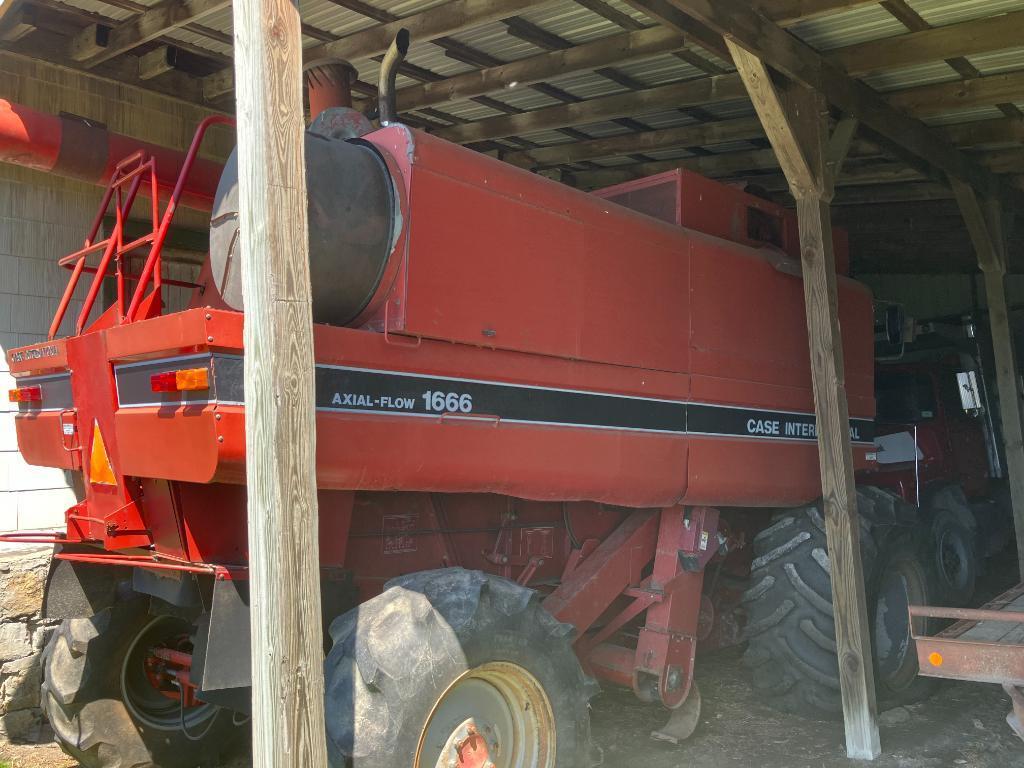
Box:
192, 579, 252, 712
42, 547, 122, 620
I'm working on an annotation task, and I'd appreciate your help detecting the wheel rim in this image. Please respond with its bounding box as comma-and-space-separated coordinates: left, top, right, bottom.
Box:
416, 661, 555, 768
873, 557, 927, 691
121, 616, 218, 732
937, 527, 971, 592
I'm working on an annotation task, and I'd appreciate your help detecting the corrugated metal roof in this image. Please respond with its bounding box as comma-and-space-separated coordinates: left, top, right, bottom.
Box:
30, 0, 1024, 185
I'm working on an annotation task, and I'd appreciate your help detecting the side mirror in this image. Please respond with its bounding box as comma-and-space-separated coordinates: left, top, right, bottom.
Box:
884, 304, 905, 346
874, 302, 906, 360
957, 371, 983, 415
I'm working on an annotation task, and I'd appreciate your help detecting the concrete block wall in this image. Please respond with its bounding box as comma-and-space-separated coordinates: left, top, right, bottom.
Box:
0, 51, 228, 532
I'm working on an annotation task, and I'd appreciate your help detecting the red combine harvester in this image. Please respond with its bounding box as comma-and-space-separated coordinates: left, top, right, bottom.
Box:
4, 47, 941, 768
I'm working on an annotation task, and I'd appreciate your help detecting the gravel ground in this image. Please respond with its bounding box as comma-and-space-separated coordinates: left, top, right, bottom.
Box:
3, 648, 1022, 768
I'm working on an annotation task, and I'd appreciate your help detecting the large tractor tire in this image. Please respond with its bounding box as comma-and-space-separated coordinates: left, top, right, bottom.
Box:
324, 568, 598, 768
742, 487, 938, 718
41, 598, 244, 768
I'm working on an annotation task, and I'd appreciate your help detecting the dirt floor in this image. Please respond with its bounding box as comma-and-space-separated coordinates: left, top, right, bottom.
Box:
2, 651, 1021, 768
591, 647, 1024, 768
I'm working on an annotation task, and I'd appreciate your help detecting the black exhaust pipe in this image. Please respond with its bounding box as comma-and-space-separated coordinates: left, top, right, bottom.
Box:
378, 28, 410, 126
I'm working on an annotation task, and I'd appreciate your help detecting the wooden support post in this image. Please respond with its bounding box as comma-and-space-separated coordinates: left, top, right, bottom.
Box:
727, 39, 881, 760
952, 179, 1024, 581
232, 0, 328, 763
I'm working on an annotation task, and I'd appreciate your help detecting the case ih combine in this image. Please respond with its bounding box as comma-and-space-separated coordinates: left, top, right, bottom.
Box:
1, 42, 955, 768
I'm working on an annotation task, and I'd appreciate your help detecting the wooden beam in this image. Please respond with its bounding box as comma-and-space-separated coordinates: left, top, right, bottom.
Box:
727, 37, 880, 761
952, 179, 1024, 581
574, 0, 647, 30
0, 4, 36, 41
944, 117, 1024, 148
622, 0, 729, 60
762, 0, 877, 24
569, 142, 899, 190
982, 148, 1024, 175
888, 72, 1024, 118
232, 0, 328, 760
138, 44, 177, 80
396, 26, 683, 112
727, 162, 924, 196
0, 0, 23, 26
503, 116, 764, 168
832, 181, 954, 205
72, 0, 229, 69
5, 27, 214, 107
647, 0, 1006, 198
436, 73, 745, 143
726, 43, 820, 194
503, 111, 1012, 172
833, 11, 1024, 76
825, 115, 859, 189
206, 0, 547, 100
570, 147, 782, 188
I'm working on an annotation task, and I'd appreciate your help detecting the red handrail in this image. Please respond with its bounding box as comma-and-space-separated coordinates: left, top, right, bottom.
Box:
125, 115, 235, 322
48, 115, 235, 338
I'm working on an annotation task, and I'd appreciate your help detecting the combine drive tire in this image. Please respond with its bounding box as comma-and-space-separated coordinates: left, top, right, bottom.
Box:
324, 568, 598, 768
742, 488, 936, 718
41, 599, 244, 768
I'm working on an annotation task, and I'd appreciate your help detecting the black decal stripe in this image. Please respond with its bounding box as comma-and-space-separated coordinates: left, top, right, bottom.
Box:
315, 367, 687, 433
114, 355, 874, 444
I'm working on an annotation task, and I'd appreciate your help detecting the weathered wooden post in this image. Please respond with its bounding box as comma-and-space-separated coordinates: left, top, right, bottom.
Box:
232, 0, 329, 763
728, 39, 881, 760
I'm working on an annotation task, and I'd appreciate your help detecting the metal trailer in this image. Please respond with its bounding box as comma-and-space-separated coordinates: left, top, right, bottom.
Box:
912, 585, 1024, 741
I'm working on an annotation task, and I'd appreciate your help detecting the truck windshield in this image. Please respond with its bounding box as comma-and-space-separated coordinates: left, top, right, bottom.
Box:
875, 372, 937, 424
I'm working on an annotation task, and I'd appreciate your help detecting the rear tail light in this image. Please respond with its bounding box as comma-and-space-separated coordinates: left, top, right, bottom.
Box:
150, 368, 210, 393
8, 386, 42, 403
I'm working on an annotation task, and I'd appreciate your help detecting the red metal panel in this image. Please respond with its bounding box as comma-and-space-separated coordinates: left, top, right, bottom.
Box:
371, 127, 692, 373
13, 412, 77, 470
65, 330, 151, 549
597, 167, 850, 274
543, 511, 659, 633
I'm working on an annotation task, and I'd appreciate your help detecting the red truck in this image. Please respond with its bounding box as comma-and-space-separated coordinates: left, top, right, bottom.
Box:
859, 317, 1014, 607
3, 63, 943, 767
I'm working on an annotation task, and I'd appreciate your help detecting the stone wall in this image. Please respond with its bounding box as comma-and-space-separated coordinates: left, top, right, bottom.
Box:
0, 547, 55, 741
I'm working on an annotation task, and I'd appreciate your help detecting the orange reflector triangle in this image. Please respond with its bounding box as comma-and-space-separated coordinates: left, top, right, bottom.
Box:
88, 420, 116, 486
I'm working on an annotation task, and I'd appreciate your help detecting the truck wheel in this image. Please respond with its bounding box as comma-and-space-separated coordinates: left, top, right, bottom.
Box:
872, 534, 939, 706
41, 599, 244, 768
324, 568, 598, 768
926, 487, 979, 607
930, 510, 977, 607
742, 489, 933, 717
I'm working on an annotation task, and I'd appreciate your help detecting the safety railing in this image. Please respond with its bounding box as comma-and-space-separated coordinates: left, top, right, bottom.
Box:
48, 115, 236, 339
